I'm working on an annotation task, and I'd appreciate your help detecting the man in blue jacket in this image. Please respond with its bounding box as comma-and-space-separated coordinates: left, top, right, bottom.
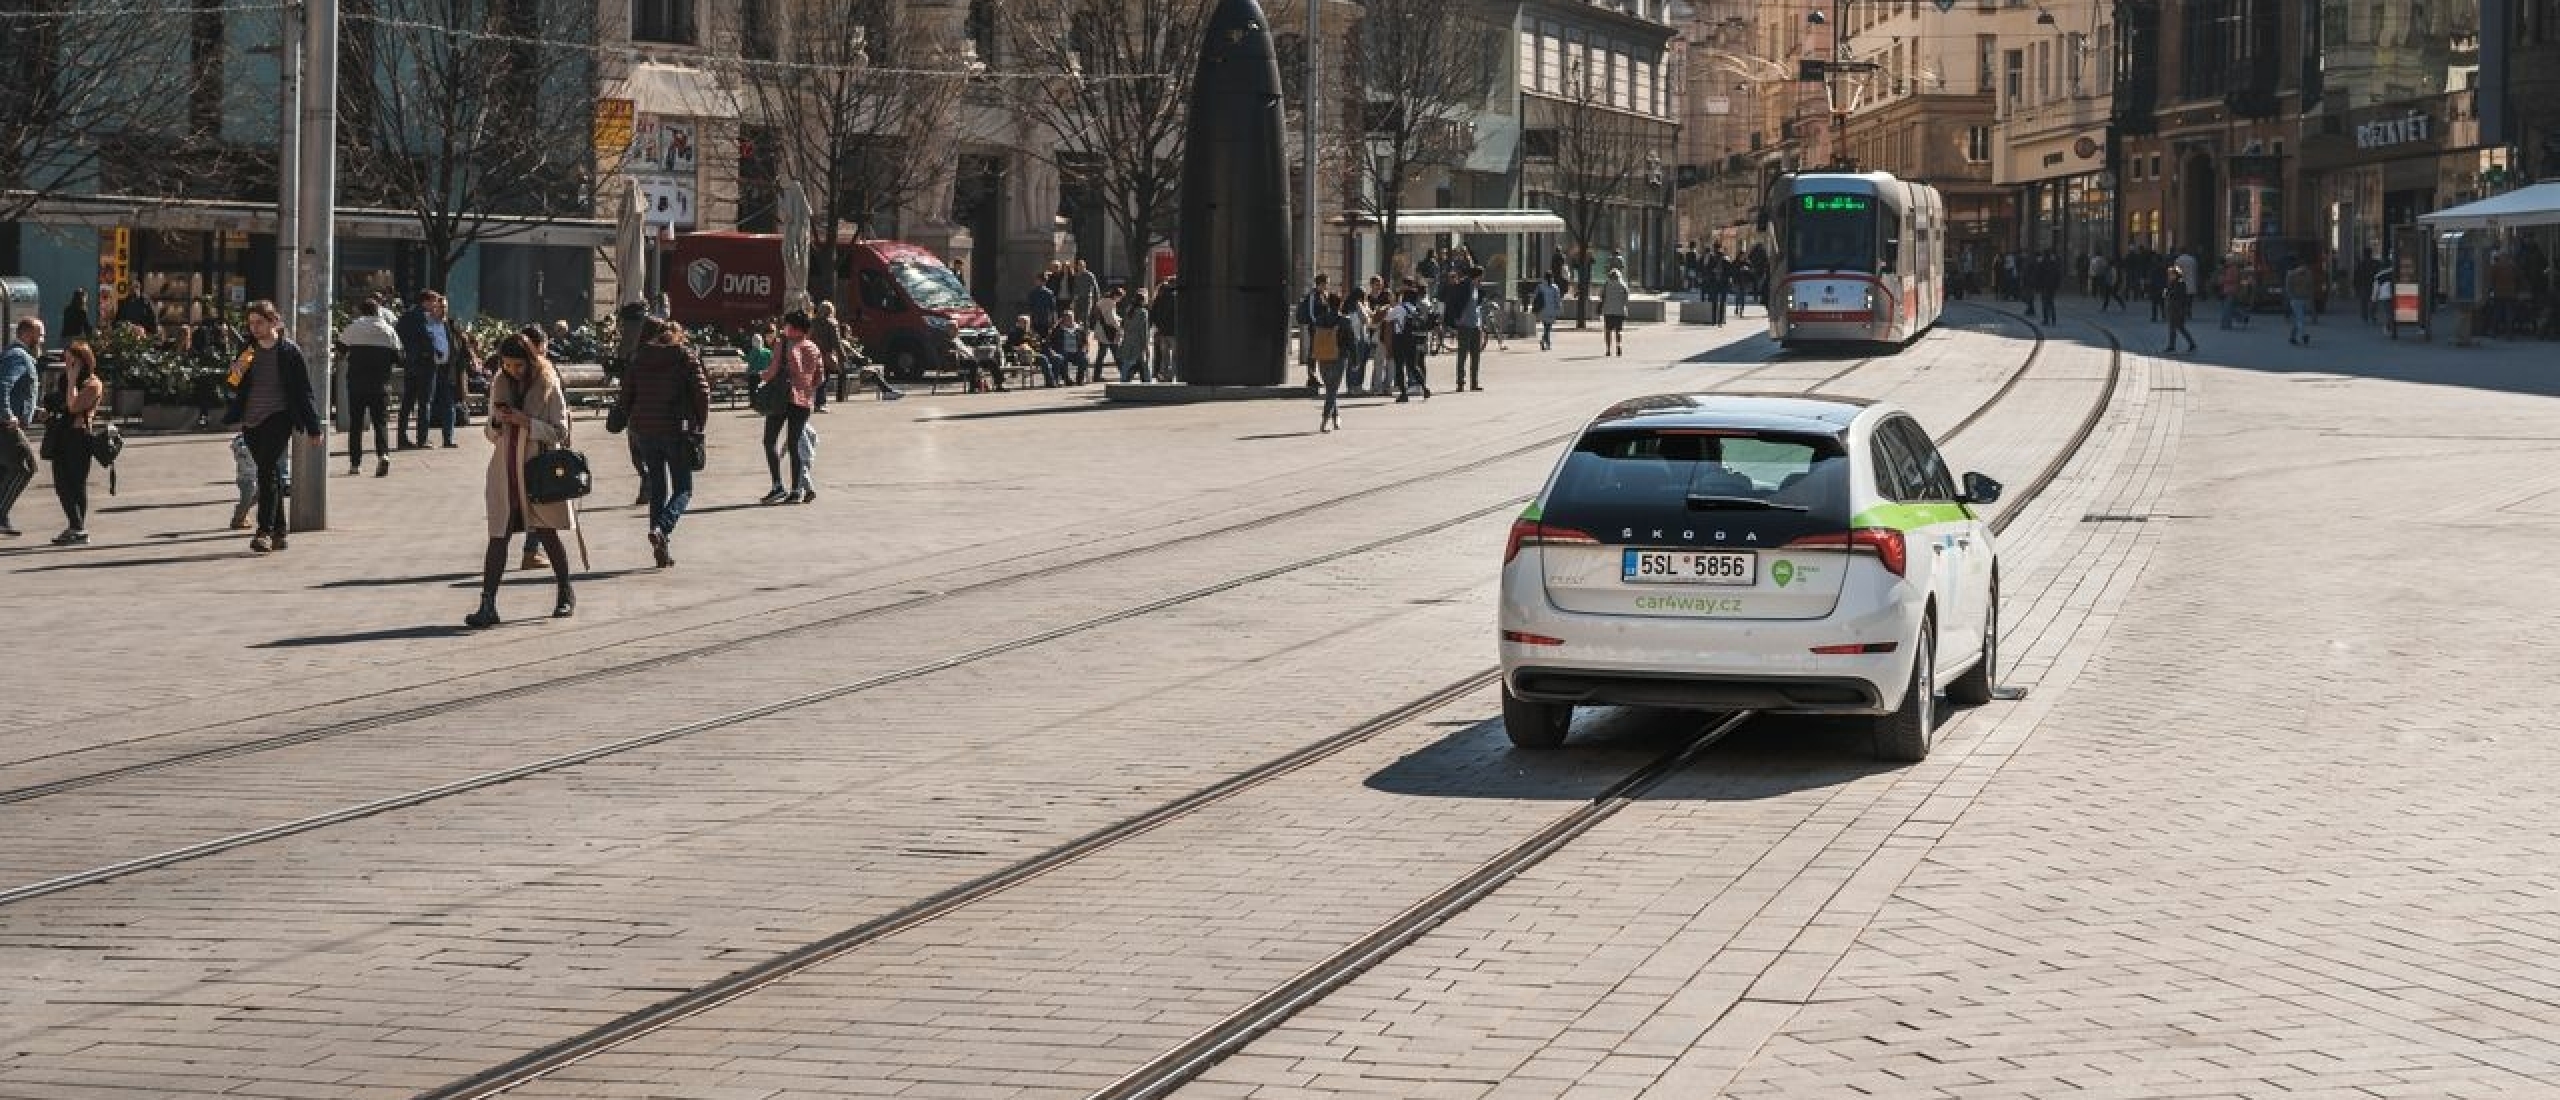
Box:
0, 317, 40, 536
395, 291, 455, 448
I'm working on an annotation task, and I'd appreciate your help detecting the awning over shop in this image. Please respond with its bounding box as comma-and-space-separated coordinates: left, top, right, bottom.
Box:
15, 193, 618, 248
615, 62, 738, 118
2418, 182, 2560, 231
1384, 210, 1567, 235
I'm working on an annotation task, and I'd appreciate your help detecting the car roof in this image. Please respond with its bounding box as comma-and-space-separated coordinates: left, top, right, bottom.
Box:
1587, 393, 1880, 436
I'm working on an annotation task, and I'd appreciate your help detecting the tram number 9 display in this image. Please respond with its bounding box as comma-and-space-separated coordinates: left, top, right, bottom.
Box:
1799, 195, 1871, 213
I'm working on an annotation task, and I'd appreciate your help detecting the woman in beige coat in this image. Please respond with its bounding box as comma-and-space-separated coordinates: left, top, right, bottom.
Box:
465, 330, 576, 628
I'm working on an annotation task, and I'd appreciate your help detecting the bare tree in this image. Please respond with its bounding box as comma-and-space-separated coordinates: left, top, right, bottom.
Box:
1335, 0, 1499, 275
991, 0, 1207, 284
1536, 62, 1656, 326
0, 1, 207, 222
337, 0, 598, 291
729, 0, 966, 302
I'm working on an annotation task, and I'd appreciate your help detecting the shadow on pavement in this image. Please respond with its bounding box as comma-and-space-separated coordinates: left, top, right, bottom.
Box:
1366, 707, 1892, 801
313, 567, 653, 591
917, 400, 1117, 422
253, 623, 477, 647
16, 549, 246, 572
98, 497, 231, 514
2045, 298, 2560, 403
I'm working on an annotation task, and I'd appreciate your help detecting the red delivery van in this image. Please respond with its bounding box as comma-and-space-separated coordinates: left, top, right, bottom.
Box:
665, 233, 1000, 380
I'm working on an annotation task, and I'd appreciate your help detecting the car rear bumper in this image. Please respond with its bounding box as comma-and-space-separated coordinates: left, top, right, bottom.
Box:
1498, 574, 1920, 715
1506, 667, 1882, 710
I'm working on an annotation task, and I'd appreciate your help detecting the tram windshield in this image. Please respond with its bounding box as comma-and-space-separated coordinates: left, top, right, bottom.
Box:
1786, 193, 1877, 273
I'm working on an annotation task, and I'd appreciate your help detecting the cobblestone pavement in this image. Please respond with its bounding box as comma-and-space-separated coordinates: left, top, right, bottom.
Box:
12, 296, 2543, 1099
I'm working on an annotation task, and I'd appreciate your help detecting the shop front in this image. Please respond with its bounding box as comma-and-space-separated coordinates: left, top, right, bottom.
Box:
2002, 126, 2116, 266
2300, 91, 2497, 275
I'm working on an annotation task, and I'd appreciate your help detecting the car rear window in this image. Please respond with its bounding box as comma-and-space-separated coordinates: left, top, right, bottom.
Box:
1544, 428, 1852, 530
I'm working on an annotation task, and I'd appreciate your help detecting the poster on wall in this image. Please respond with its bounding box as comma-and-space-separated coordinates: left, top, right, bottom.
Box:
2227, 154, 2284, 242
628, 114, 699, 229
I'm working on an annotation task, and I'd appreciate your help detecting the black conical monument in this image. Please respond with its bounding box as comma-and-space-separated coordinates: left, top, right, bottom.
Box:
1176, 0, 1292, 388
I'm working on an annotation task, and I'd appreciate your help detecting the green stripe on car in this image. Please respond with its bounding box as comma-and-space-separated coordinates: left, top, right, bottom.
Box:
1850, 501, 1974, 530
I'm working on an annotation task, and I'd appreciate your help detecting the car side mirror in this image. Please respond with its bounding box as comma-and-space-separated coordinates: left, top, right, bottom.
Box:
1960, 471, 2003, 505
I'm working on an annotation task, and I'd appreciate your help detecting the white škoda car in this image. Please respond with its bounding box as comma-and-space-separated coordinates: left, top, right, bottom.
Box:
1498, 394, 2002, 761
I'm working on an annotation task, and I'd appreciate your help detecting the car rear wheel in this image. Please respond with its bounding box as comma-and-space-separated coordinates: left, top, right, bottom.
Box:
1502, 687, 1573, 750
1946, 578, 1998, 706
1871, 622, 1935, 763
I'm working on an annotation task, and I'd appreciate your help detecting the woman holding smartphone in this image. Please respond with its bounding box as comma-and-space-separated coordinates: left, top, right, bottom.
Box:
466, 330, 576, 627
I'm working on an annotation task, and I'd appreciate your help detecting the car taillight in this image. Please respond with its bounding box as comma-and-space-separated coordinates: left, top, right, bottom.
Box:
1782, 527, 1907, 576
1504, 519, 1598, 564
1503, 630, 1566, 646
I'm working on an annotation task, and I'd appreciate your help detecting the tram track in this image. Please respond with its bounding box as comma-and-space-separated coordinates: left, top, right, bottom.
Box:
0, 343, 1858, 803
0, 323, 2006, 906
404, 315, 2105, 1100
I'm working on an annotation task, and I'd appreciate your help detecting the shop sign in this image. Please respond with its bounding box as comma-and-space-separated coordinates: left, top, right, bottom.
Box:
2355, 113, 2431, 150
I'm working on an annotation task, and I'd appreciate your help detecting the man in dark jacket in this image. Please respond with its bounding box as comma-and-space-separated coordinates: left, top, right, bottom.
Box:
395, 291, 454, 448
337, 297, 404, 477
618, 317, 711, 568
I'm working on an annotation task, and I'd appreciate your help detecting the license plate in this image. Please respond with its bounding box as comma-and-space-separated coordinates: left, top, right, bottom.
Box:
1622, 549, 1756, 585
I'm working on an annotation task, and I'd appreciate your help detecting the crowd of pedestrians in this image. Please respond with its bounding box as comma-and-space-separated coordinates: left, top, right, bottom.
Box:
5, 245, 1664, 621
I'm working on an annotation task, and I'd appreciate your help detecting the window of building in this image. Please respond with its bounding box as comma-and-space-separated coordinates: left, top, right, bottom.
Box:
2066, 33, 2085, 91
1965, 125, 1992, 162
2003, 48, 2023, 110
632, 0, 693, 44
2035, 40, 2050, 102
741, 0, 776, 60
1977, 33, 1997, 93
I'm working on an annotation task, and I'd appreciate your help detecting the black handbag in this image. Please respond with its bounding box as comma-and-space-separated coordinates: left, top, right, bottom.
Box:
750, 370, 791, 416
88, 421, 123, 466
522, 446, 593, 504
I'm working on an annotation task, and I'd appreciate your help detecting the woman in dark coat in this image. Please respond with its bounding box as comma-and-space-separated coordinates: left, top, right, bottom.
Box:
221, 300, 326, 553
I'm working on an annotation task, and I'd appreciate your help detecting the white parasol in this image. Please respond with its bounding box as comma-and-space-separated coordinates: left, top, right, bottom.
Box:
615, 180, 648, 307
781, 180, 813, 311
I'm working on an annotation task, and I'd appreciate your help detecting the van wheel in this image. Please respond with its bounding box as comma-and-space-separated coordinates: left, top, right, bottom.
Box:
1871, 622, 1935, 763
1502, 687, 1572, 750
888, 346, 927, 382
1946, 579, 1998, 706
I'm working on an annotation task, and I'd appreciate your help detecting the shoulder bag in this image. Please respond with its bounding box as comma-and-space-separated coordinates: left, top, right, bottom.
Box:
518, 368, 592, 504
668, 362, 707, 472
523, 445, 592, 504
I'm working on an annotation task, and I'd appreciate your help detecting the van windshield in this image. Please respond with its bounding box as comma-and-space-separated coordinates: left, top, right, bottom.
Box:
891, 261, 974, 311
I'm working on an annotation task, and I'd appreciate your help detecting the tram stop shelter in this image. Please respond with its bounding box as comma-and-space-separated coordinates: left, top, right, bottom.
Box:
1382, 209, 1568, 307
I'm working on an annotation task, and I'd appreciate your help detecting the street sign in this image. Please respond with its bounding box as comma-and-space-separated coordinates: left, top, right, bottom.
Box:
1798, 59, 1828, 82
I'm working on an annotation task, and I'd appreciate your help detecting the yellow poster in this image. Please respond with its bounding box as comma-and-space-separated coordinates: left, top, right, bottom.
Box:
594, 98, 635, 161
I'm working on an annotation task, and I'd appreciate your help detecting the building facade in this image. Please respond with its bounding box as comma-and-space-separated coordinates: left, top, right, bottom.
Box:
1834, 1, 2006, 276
1989, 0, 2117, 270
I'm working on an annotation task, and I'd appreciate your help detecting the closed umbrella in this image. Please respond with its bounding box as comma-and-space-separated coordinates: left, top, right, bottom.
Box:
781, 180, 812, 311
615, 180, 648, 307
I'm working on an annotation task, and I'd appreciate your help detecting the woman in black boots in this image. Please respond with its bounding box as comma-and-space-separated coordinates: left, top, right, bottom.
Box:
465, 331, 576, 628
